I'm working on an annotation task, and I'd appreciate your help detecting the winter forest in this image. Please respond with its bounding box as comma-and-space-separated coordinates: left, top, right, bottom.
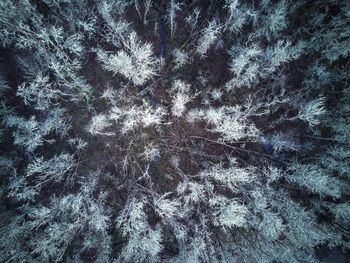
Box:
0, 0, 350, 262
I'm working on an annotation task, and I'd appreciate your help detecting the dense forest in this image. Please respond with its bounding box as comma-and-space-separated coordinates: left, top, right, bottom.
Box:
0, 0, 350, 262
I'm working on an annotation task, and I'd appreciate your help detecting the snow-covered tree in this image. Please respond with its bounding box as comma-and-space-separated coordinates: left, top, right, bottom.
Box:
97, 32, 157, 86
